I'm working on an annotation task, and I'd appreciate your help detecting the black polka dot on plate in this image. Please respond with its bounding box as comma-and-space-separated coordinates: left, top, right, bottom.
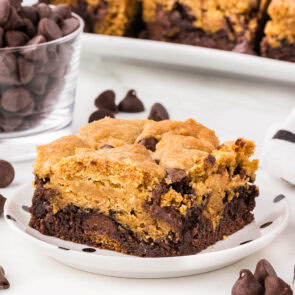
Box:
22, 205, 29, 212
260, 221, 273, 229
58, 247, 70, 251
6, 215, 16, 222
82, 248, 96, 253
274, 194, 285, 203
240, 240, 253, 245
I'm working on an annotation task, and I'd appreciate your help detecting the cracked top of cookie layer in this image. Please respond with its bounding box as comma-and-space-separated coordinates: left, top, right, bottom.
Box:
34, 118, 257, 180
264, 0, 295, 47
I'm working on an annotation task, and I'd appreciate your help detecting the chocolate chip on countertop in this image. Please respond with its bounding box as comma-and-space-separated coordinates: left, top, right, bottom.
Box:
0, 0, 11, 26
5, 30, 29, 47
254, 259, 277, 284
0, 160, 15, 188
148, 103, 169, 121
38, 18, 62, 41
88, 109, 115, 123
100, 144, 114, 149
264, 275, 293, 295
94, 90, 117, 113
0, 194, 6, 216
52, 4, 71, 20
165, 168, 187, 183
118, 89, 145, 113
138, 137, 158, 152
0, 266, 10, 290
1, 87, 33, 112
61, 17, 79, 36
231, 269, 263, 295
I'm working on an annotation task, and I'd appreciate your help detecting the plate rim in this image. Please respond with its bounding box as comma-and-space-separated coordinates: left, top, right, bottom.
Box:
4, 181, 290, 263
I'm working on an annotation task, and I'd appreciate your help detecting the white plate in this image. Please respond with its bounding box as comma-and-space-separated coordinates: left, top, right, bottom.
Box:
4, 171, 289, 278
82, 33, 295, 84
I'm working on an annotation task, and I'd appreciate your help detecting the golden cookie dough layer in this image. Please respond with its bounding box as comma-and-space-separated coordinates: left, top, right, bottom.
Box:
34, 118, 258, 241
264, 0, 295, 47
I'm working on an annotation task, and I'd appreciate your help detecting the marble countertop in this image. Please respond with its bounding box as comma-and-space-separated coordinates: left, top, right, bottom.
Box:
1, 50, 295, 294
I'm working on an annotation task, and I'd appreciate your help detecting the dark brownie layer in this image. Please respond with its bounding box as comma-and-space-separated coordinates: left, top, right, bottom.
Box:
260, 38, 295, 62
29, 176, 258, 257
140, 3, 254, 52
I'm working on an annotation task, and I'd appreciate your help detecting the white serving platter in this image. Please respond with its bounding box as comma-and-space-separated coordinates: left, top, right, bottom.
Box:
82, 33, 295, 84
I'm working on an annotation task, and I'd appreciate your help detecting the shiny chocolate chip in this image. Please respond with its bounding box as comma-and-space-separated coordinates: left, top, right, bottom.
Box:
254, 259, 277, 284
231, 269, 263, 295
165, 168, 187, 183
0, 266, 10, 290
0, 194, 6, 216
95, 90, 117, 113
118, 89, 144, 113
264, 275, 293, 295
88, 109, 115, 123
0, 160, 15, 188
138, 137, 158, 152
148, 103, 169, 121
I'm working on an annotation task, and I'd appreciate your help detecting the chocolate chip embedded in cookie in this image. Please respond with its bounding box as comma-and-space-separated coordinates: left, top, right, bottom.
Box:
0, 160, 15, 188
94, 90, 118, 113
148, 103, 169, 121
118, 90, 144, 113
88, 109, 115, 123
0, 266, 10, 290
138, 137, 158, 151
231, 269, 263, 295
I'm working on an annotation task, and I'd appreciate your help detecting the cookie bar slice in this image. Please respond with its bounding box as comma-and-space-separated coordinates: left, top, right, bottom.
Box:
29, 118, 259, 257
43, 0, 140, 35
261, 0, 295, 62
141, 0, 270, 53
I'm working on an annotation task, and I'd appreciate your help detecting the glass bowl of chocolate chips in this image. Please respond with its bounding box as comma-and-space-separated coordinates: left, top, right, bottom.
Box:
0, 0, 83, 161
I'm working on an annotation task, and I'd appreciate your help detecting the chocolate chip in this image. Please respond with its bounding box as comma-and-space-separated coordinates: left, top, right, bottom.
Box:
0, 52, 17, 76
18, 56, 34, 84
88, 109, 114, 123
165, 168, 187, 183
118, 90, 144, 113
254, 259, 277, 284
205, 154, 216, 166
22, 205, 29, 212
6, 214, 16, 221
1, 87, 33, 112
264, 275, 293, 295
27, 73, 48, 95
5, 30, 29, 47
95, 90, 117, 113
260, 222, 273, 229
52, 4, 71, 20
61, 17, 79, 36
138, 137, 158, 151
0, 195, 6, 216
38, 18, 62, 41
9, 0, 21, 12
49, 12, 62, 24
58, 246, 70, 251
20, 6, 39, 25
154, 159, 160, 165
21, 35, 47, 60
0, 114, 23, 131
100, 144, 114, 149
0, 266, 10, 290
82, 248, 96, 253
35, 3, 51, 19
4, 6, 24, 30
274, 194, 285, 203
148, 103, 169, 121
22, 18, 36, 38
0, 160, 15, 188
232, 269, 263, 295
0, 0, 11, 26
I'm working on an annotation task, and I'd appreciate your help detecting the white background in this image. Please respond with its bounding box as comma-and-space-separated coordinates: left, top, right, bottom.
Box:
1, 49, 295, 294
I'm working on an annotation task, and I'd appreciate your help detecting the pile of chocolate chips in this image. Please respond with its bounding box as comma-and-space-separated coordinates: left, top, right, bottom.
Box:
232, 259, 293, 295
89, 89, 170, 123
0, 0, 80, 132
